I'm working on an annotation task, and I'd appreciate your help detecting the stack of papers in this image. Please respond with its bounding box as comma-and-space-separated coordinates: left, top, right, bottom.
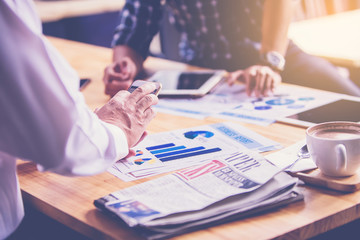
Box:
95, 151, 302, 239
108, 122, 282, 181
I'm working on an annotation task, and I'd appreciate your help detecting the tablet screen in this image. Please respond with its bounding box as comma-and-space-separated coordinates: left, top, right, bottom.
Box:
287, 99, 360, 124
148, 70, 226, 97
176, 73, 214, 89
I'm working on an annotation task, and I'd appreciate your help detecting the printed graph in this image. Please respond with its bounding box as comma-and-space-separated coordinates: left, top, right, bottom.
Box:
184, 130, 214, 139
133, 150, 156, 165
250, 96, 316, 111
145, 142, 221, 162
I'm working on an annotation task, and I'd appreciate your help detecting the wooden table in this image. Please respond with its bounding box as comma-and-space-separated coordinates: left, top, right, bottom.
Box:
289, 9, 360, 68
17, 37, 360, 240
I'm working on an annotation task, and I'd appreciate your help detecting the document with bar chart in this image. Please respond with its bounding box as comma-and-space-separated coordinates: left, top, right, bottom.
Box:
109, 122, 282, 181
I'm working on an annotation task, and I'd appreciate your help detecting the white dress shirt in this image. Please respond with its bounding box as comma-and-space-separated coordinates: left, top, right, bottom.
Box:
0, 1, 129, 238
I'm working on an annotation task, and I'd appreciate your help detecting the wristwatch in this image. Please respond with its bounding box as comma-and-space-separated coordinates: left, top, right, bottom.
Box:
260, 51, 286, 72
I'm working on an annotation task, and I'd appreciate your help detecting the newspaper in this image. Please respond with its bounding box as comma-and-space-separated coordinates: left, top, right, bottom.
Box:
95, 151, 302, 239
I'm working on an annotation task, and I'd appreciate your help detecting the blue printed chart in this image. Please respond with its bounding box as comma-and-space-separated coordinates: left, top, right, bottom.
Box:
154, 84, 342, 126
110, 122, 282, 181
214, 84, 342, 125
146, 142, 221, 163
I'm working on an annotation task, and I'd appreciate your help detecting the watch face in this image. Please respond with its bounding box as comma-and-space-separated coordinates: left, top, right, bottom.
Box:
268, 53, 280, 65
266, 51, 285, 71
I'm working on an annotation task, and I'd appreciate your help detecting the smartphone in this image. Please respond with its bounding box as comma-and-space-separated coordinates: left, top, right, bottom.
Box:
128, 80, 162, 96
79, 78, 91, 91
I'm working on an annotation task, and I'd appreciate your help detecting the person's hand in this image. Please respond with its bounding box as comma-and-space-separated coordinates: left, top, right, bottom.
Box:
227, 65, 282, 97
125, 131, 149, 158
95, 82, 159, 148
103, 57, 138, 97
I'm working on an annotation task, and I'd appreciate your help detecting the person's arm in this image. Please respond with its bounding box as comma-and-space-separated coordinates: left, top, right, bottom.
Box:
228, 0, 294, 97
260, 0, 294, 55
0, 2, 158, 176
103, 0, 163, 96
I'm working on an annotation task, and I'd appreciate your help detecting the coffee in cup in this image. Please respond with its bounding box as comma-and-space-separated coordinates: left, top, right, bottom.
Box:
306, 121, 360, 177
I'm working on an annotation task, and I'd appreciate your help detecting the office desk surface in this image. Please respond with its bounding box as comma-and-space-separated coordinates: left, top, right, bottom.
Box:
289, 9, 360, 68
17, 37, 360, 240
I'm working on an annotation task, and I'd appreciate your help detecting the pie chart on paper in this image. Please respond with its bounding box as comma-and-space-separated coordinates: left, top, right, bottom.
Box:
184, 130, 214, 139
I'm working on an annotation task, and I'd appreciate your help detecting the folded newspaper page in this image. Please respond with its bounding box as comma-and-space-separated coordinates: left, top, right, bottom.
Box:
95, 150, 302, 239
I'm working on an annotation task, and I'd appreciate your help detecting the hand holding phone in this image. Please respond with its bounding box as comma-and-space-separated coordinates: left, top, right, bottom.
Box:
128, 80, 162, 96
96, 80, 159, 149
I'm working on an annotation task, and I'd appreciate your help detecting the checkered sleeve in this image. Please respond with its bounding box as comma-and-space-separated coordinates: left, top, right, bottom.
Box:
112, 0, 163, 59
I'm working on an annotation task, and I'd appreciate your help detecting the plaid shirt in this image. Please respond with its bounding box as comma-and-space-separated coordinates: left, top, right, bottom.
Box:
112, 0, 264, 70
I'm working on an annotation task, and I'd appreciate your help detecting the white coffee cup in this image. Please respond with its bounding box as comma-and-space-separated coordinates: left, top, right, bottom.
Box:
306, 121, 360, 177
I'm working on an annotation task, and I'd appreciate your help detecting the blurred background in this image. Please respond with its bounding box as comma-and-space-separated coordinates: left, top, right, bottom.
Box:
34, 0, 360, 86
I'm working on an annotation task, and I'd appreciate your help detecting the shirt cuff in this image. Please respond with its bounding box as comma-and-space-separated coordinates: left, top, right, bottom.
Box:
102, 122, 129, 160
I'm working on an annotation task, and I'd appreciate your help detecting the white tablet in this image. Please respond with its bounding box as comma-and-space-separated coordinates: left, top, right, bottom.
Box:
147, 70, 227, 97
277, 98, 360, 128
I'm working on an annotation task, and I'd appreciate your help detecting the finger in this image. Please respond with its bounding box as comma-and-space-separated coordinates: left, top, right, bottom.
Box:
246, 69, 257, 96
118, 60, 131, 79
144, 106, 156, 119
105, 80, 132, 97
138, 108, 156, 130
124, 149, 136, 159
253, 70, 261, 97
103, 67, 109, 85
136, 94, 159, 112
136, 131, 148, 146
254, 69, 267, 97
263, 75, 273, 96
227, 70, 243, 85
127, 130, 150, 149
130, 82, 158, 102
105, 62, 134, 82
104, 85, 119, 97
271, 76, 277, 91
103, 65, 116, 85
273, 73, 282, 91
227, 75, 236, 86
108, 70, 130, 82
262, 75, 271, 96
127, 131, 149, 150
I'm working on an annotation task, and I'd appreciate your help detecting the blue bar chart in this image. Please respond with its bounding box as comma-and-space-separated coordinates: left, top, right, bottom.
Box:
146, 143, 221, 162
111, 122, 282, 181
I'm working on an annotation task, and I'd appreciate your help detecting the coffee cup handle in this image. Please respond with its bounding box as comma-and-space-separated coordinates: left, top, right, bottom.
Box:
335, 144, 347, 171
